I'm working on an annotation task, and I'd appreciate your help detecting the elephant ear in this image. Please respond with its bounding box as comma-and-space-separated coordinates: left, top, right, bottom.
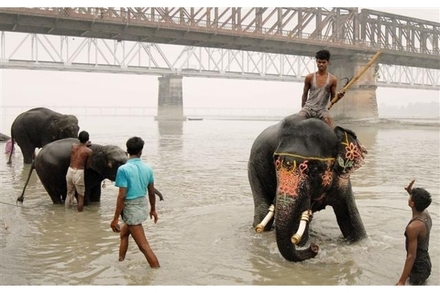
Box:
333, 126, 368, 178
47, 118, 59, 140
90, 149, 107, 177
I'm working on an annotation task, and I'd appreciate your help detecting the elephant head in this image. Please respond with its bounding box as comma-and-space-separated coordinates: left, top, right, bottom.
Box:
48, 114, 80, 141
77, 144, 128, 204
272, 120, 367, 262
88, 144, 128, 181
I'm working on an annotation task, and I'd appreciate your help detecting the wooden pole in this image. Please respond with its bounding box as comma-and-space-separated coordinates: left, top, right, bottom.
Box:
328, 51, 382, 110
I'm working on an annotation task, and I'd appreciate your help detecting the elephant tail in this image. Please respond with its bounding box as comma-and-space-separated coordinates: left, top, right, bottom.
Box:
16, 161, 35, 204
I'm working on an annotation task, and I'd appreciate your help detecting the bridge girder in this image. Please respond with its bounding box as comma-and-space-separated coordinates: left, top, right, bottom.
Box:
0, 32, 438, 90
0, 7, 438, 71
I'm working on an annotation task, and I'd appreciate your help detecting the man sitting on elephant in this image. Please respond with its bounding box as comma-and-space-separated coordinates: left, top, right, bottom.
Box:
299, 49, 345, 128
65, 130, 92, 212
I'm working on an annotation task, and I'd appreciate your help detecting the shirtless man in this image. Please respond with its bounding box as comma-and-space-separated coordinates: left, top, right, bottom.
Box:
299, 49, 345, 128
65, 130, 92, 212
396, 180, 432, 285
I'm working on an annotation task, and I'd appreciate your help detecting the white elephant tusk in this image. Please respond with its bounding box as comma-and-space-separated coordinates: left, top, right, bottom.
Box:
255, 204, 275, 233
291, 210, 312, 245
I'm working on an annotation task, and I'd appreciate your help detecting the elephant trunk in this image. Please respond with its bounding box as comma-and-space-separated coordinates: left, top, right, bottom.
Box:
275, 201, 318, 262
274, 155, 319, 262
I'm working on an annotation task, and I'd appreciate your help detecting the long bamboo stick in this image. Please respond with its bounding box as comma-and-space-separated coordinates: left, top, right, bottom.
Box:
328, 51, 382, 110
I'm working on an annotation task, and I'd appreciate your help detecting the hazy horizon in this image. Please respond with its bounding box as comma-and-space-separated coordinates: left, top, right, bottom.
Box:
1, 6, 439, 130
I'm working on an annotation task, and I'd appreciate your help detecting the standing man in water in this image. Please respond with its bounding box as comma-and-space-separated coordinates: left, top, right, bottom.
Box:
110, 136, 160, 269
396, 180, 432, 285
66, 130, 92, 212
299, 49, 345, 128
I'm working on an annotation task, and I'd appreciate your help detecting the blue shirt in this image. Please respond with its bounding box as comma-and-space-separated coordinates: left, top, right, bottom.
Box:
115, 158, 154, 200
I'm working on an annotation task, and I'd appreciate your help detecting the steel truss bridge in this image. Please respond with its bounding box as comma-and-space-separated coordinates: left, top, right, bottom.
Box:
0, 7, 439, 91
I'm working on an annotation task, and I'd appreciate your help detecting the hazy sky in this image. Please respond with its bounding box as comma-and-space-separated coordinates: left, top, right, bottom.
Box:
1, 5, 439, 124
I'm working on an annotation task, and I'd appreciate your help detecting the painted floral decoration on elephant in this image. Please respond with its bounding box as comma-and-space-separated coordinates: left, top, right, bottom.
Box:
274, 154, 335, 208
335, 129, 368, 178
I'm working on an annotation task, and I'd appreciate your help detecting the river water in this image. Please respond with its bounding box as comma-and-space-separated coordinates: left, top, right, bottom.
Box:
0, 115, 439, 286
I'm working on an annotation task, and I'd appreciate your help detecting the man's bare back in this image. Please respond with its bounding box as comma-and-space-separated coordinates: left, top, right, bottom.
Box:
69, 142, 92, 170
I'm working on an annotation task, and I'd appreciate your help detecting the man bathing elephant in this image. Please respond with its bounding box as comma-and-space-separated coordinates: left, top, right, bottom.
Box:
65, 130, 93, 212
18, 138, 164, 207
248, 113, 368, 262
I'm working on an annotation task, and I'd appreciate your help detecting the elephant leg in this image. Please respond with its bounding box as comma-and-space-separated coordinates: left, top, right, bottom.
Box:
331, 192, 367, 242
89, 184, 101, 203
249, 164, 277, 231
20, 142, 35, 164
253, 201, 275, 230
251, 179, 275, 230
85, 170, 103, 203
50, 193, 63, 204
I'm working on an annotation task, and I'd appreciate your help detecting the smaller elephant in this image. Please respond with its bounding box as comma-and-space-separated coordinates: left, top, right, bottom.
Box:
8, 107, 80, 164
18, 138, 164, 205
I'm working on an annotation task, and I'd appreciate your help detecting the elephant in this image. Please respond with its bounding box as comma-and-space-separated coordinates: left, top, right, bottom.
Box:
17, 138, 164, 205
8, 107, 80, 165
248, 114, 368, 262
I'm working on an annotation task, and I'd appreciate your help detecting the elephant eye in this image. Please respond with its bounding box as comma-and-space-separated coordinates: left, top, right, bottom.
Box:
308, 161, 326, 176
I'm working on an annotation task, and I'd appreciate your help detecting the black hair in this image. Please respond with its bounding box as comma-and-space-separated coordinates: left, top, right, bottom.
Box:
126, 136, 144, 155
411, 187, 432, 212
316, 50, 331, 61
78, 131, 89, 143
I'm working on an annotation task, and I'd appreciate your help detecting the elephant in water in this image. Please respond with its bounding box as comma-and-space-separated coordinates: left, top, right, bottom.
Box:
18, 138, 164, 206
248, 114, 367, 262
8, 107, 80, 164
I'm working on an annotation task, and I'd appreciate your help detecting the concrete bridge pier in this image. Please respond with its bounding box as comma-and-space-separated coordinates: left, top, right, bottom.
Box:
154, 75, 186, 121
330, 53, 380, 119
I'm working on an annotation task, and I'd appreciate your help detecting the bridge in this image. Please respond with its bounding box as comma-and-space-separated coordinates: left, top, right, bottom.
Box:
0, 7, 439, 120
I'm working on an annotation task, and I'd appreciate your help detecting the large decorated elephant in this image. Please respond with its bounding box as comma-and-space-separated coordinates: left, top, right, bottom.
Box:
17, 138, 164, 205
8, 107, 80, 164
248, 114, 368, 262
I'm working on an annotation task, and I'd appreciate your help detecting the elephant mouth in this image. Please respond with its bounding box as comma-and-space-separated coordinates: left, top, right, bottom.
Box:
255, 206, 312, 246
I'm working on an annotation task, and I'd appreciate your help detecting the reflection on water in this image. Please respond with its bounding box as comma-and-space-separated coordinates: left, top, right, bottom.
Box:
0, 117, 439, 285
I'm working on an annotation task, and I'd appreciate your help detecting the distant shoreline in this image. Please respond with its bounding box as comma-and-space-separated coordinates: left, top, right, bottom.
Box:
203, 116, 440, 127
336, 117, 440, 129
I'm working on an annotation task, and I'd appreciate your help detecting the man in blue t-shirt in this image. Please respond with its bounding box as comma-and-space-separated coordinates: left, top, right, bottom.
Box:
110, 136, 160, 268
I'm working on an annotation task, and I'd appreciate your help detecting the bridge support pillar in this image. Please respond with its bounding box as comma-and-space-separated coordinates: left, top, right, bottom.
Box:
155, 75, 186, 121
330, 53, 379, 119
